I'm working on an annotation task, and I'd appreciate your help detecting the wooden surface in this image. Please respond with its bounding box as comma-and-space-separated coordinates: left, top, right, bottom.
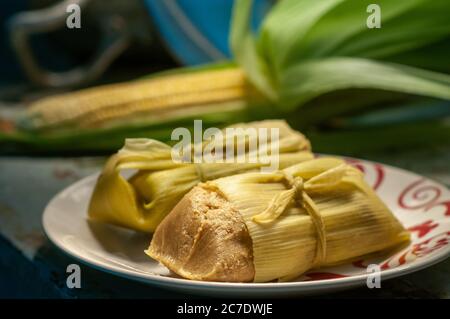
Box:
0, 148, 449, 298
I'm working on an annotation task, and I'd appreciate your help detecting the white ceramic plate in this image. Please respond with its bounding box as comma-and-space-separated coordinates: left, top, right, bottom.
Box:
42, 157, 450, 297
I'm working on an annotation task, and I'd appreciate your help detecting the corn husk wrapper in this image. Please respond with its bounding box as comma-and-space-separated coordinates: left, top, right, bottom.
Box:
88, 120, 312, 232
148, 157, 410, 282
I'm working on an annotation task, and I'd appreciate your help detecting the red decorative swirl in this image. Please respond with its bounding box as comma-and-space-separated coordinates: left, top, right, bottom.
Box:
398, 179, 442, 210
345, 159, 385, 190
372, 164, 384, 190
346, 160, 365, 173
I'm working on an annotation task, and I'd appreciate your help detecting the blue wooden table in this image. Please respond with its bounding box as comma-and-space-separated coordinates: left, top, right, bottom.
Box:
0, 149, 449, 298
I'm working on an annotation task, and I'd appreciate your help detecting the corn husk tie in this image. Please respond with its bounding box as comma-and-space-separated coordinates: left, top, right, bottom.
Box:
252, 163, 358, 270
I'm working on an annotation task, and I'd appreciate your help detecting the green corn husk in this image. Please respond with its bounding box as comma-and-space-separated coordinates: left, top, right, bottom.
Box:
88, 120, 313, 232
147, 157, 410, 282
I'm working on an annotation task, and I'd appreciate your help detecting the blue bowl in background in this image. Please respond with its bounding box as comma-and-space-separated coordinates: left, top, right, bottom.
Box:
143, 0, 272, 65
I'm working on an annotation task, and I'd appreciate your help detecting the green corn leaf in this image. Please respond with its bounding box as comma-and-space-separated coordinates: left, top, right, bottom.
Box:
279, 58, 450, 109
231, 0, 450, 111
230, 0, 275, 99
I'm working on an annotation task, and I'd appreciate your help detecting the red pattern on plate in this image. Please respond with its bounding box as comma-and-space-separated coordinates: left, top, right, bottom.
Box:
315, 160, 449, 278
398, 179, 442, 210
410, 231, 450, 258
380, 231, 450, 270
408, 220, 439, 238
352, 260, 368, 269
346, 159, 385, 190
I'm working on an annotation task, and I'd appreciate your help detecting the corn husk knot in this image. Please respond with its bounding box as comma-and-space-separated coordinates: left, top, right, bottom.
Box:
252, 166, 353, 268
251, 163, 371, 269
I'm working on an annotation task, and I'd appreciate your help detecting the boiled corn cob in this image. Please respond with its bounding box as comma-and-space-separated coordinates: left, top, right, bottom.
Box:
20, 67, 262, 131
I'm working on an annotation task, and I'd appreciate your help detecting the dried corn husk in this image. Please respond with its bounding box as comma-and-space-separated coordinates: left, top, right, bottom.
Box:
147, 157, 410, 282
88, 120, 312, 232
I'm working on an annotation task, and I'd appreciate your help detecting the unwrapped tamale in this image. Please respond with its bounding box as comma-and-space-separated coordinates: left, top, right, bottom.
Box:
146, 157, 410, 282
88, 120, 313, 232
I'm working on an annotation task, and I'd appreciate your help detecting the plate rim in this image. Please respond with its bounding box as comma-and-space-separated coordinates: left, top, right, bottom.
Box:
42, 157, 450, 291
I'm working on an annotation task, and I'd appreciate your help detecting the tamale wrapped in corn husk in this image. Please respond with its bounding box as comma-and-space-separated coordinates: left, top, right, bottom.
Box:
146, 157, 410, 283
88, 120, 312, 232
